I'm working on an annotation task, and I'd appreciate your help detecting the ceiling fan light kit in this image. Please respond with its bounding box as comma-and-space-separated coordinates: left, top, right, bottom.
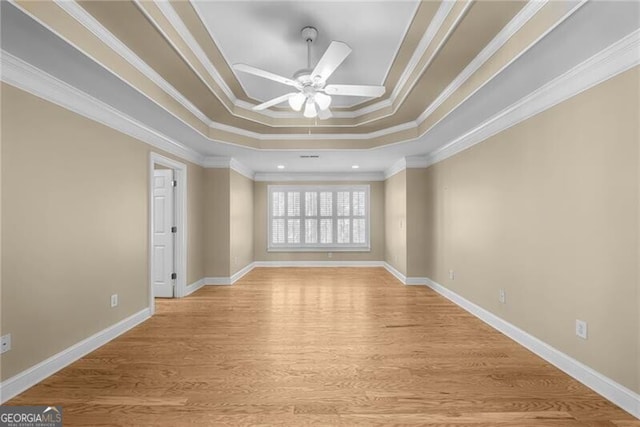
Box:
234, 26, 385, 120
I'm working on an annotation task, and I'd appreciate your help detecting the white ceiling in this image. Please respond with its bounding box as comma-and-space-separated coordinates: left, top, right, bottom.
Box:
191, 1, 420, 107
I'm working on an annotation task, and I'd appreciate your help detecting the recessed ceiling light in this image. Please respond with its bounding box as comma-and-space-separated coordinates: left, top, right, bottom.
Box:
352, 165, 360, 169
277, 165, 285, 169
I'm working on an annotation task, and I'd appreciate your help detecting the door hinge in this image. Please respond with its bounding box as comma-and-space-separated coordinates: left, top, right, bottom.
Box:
172, 180, 177, 187
171, 272, 177, 280
171, 226, 177, 233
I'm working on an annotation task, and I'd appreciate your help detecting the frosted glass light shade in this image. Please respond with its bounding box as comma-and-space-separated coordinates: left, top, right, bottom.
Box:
288, 93, 306, 111
303, 99, 317, 118
315, 92, 332, 110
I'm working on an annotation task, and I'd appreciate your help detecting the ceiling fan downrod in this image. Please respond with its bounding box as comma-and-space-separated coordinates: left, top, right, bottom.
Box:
301, 26, 317, 71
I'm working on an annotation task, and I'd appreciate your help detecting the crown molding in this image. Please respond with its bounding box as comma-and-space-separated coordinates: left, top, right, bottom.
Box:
424, 28, 640, 168
383, 155, 430, 179
416, 0, 553, 125
50, 0, 278, 130
254, 172, 385, 182
152, 0, 237, 105
405, 156, 430, 168
201, 156, 232, 168
384, 158, 407, 180
209, 120, 418, 141
201, 157, 255, 179
53, 0, 214, 127
387, 0, 458, 110
233, 99, 363, 120
230, 158, 256, 180
416, 0, 587, 131
0, 50, 205, 165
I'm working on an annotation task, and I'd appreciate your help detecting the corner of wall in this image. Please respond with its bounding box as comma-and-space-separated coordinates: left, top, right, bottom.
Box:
384, 169, 407, 275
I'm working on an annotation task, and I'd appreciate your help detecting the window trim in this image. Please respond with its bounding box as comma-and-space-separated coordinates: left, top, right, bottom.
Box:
267, 185, 371, 252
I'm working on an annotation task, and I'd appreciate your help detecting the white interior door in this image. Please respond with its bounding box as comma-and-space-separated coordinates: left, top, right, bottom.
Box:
153, 169, 175, 298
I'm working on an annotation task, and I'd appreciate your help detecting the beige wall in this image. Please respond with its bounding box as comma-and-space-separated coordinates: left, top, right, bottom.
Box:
384, 171, 407, 274
2, 84, 144, 380
406, 168, 429, 277
254, 181, 385, 262
422, 68, 640, 393
0, 85, 3, 381
204, 168, 230, 277
186, 163, 205, 284
0, 84, 206, 380
230, 170, 254, 274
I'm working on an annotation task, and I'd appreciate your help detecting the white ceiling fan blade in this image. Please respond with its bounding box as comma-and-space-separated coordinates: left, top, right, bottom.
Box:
253, 93, 298, 111
234, 64, 299, 88
317, 108, 332, 120
324, 84, 385, 98
311, 41, 352, 83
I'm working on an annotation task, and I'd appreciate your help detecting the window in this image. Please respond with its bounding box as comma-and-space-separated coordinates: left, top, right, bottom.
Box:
268, 185, 370, 251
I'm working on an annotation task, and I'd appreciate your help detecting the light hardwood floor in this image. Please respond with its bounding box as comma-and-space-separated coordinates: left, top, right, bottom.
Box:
7, 267, 639, 426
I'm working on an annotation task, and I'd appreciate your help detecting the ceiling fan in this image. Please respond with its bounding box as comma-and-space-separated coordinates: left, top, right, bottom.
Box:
234, 26, 385, 120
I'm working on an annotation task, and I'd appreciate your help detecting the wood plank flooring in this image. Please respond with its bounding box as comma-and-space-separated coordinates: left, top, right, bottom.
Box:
7, 267, 639, 426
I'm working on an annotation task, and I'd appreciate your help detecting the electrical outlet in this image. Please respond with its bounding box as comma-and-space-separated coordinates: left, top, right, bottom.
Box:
110, 294, 118, 308
576, 319, 588, 339
1, 334, 11, 354
449, 270, 455, 280
499, 289, 506, 304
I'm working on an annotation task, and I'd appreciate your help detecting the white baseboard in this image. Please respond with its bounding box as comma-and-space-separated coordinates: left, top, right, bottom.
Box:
424, 277, 640, 420
384, 263, 427, 286
230, 262, 255, 283
204, 262, 256, 286
0, 308, 151, 404
204, 277, 233, 285
383, 262, 407, 284
254, 260, 384, 268
405, 277, 428, 285
205, 261, 387, 285
184, 278, 205, 296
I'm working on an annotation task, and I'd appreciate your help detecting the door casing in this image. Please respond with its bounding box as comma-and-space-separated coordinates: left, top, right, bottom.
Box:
149, 152, 187, 314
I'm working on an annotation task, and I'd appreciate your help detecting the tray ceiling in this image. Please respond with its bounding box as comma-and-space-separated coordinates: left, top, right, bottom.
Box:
192, 1, 421, 108
1, 0, 638, 173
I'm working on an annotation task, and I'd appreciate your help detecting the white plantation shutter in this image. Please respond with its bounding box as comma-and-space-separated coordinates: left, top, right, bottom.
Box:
337, 192, 350, 216
305, 192, 317, 216
352, 191, 366, 244
268, 185, 369, 251
320, 192, 332, 216
320, 219, 333, 244
271, 191, 285, 244
287, 192, 300, 217
353, 218, 366, 244
337, 218, 350, 243
305, 219, 318, 243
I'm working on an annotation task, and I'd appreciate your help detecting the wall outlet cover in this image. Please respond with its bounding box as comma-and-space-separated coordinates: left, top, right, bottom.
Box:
576, 319, 588, 339
499, 289, 506, 304
1, 334, 12, 354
